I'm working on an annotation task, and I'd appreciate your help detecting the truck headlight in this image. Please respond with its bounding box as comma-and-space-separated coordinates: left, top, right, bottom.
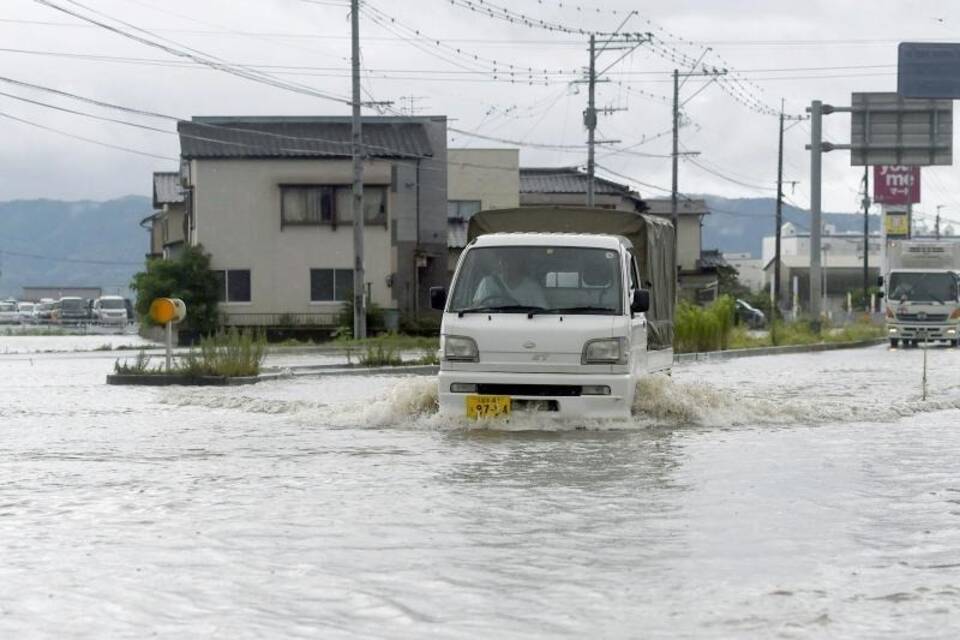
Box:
581, 338, 627, 365
443, 335, 479, 362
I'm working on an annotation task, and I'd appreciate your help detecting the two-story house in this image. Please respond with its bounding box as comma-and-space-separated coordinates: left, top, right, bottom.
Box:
173, 115, 448, 328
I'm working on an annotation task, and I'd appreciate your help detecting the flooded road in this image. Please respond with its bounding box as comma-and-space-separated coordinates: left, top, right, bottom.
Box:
2, 341, 960, 638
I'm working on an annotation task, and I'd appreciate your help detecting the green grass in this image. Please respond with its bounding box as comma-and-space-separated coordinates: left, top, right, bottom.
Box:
727, 319, 885, 350
114, 329, 267, 378
333, 333, 439, 351
674, 296, 735, 354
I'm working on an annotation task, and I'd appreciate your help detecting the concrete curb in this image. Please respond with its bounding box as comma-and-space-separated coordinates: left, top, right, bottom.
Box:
260, 364, 440, 380
674, 338, 886, 364
106, 374, 261, 386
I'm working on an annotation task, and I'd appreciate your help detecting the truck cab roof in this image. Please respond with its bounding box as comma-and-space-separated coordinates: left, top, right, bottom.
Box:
469, 232, 632, 251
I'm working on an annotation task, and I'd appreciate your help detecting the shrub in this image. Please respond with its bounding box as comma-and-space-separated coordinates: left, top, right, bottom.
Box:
130, 245, 221, 335
359, 343, 403, 367
336, 299, 386, 338
179, 328, 267, 377
673, 295, 736, 353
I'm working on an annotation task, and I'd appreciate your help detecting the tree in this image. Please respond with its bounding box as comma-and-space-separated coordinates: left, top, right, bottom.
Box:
130, 245, 221, 335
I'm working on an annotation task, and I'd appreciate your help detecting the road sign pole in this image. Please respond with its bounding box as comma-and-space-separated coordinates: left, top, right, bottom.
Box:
809, 100, 823, 332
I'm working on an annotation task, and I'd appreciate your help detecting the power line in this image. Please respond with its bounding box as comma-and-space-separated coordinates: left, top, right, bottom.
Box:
32, 0, 354, 106
0, 109, 177, 160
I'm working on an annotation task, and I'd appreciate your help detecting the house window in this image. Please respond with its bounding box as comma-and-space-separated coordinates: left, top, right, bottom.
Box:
310, 268, 354, 302
212, 269, 251, 303
448, 200, 482, 220
281, 185, 387, 228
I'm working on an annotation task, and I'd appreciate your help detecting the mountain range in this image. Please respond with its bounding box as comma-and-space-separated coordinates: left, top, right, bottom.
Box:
0, 196, 150, 299
701, 195, 881, 259
0, 194, 882, 299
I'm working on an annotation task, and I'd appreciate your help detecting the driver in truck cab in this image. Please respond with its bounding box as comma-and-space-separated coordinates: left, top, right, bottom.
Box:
471, 252, 549, 309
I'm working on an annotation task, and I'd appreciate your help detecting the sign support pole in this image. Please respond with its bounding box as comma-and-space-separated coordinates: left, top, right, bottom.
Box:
808, 100, 823, 332
165, 321, 173, 372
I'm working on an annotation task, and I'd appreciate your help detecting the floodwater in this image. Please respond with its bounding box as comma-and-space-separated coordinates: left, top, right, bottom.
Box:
2, 342, 960, 638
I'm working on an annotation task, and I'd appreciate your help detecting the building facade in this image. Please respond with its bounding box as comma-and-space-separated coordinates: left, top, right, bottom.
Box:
762, 223, 882, 315
175, 115, 448, 327
141, 172, 187, 261
447, 149, 520, 277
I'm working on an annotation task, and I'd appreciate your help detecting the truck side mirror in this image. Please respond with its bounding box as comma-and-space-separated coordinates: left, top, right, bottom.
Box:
631, 289, 650, 313
429, 287, 447, 311
876, 275, 884, 287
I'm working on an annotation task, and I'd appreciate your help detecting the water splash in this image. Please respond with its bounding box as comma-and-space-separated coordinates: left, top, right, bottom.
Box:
158, 374, 960, 431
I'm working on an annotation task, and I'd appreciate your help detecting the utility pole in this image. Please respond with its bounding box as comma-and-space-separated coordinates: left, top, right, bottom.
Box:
671, 69, 680, 272
586, 34, 597, 207
774, 108, 784, 314
862, 166, 870, 311
579, 28, 647, 207
936, 207, 942, 239
350, 0, 366, 339
808, 100, 823, 331
669, 66, 725, 304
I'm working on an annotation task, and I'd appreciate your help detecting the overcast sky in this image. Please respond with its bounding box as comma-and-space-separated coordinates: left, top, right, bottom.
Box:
2, 0, 960, 225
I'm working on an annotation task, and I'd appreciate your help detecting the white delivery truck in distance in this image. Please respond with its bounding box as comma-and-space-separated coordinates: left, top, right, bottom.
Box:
431, 207, 675, 420
882, 238, 960, 348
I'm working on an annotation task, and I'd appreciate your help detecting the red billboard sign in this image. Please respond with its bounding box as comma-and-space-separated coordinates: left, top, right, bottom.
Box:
873, 165, 921, 204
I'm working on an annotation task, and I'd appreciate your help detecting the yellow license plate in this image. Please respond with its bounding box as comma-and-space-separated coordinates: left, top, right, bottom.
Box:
466, 395, 511, 419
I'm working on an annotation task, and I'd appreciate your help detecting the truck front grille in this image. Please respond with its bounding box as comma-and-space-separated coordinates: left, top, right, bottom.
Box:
896, 313, 949, 322
476, 384, 582, 397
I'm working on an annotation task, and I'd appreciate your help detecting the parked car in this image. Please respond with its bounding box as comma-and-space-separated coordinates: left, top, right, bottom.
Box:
0, 301, 18, 324
92, 296, 128, 325
17, 302, 36, 323
34, 300, 55, 324
735, 298, 766, 329
54, 296, 90, 325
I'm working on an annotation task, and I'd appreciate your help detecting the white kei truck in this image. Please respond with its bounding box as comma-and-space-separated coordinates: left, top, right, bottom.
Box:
430, 207, 675, 420
882, 238, 960, 348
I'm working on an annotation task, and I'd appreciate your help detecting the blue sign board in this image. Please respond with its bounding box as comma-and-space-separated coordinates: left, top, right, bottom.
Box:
899, 42, 960, 99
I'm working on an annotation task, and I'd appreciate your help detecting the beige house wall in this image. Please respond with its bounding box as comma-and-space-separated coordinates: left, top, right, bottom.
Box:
162, 204, 186, 248
448, 149, 519, 209
191, 158, 396, 323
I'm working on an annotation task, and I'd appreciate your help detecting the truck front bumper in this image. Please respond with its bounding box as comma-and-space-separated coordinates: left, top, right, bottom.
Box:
887, 322, 959, 341
438, 369, 635, 419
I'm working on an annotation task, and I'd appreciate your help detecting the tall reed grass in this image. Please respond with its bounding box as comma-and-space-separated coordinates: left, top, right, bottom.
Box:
673, 295, 736, 354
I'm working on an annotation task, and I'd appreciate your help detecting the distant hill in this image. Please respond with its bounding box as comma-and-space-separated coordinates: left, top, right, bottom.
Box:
701, 195, 881, 258
0, 196, 150, 299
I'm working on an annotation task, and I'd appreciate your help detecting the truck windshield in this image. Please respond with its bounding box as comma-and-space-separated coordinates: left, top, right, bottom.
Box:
99, 299, 125, 309
449, 246, 622, 314
889, 272, 958, 303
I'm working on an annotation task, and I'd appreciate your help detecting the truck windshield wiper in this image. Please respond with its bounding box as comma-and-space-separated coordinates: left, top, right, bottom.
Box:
456, 305, 546, 318
528, 306, 616, 316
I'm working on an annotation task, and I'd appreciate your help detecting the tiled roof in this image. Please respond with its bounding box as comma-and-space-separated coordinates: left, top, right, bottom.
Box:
178, 117, 433, 159
519, 167, 638, 195
153, 172, 184, 207
697, 249, 730, 270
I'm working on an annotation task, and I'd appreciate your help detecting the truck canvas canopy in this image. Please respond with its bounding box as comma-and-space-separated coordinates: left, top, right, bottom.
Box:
467, 207, 675, 349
